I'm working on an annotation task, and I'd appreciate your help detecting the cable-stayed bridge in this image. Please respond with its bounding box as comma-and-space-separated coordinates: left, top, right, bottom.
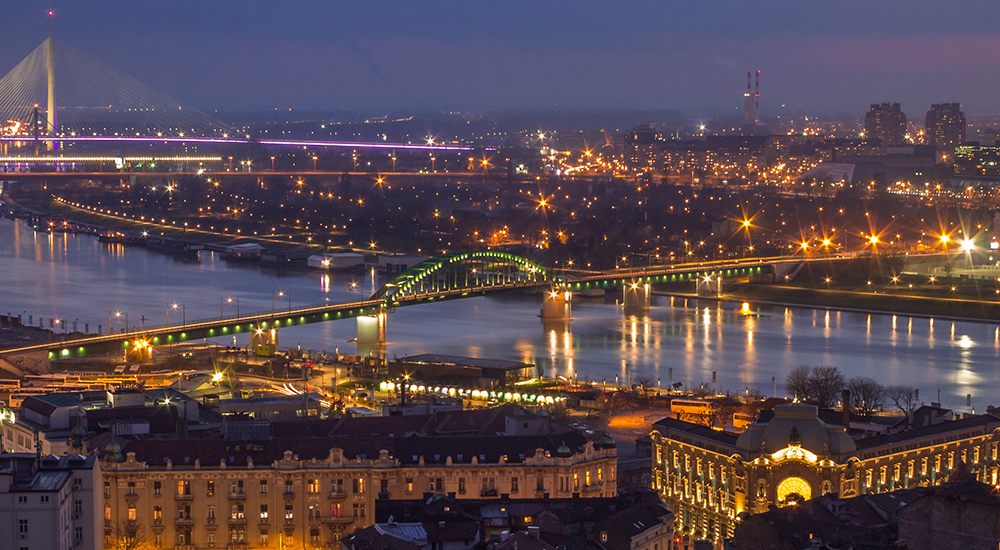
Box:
0, 34, 471, 152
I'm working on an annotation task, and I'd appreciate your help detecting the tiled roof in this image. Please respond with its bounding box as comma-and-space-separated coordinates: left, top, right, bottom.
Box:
109, 430, 596, 467
855, 413, 1000, 450
598, 503, 670, 538
652, 417, 739, 447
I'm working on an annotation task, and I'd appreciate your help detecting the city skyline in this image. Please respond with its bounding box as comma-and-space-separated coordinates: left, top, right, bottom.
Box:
3, 2, 999, 114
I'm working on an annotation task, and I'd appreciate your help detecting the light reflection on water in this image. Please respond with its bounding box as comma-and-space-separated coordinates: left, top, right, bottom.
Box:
1, 218, 999, 411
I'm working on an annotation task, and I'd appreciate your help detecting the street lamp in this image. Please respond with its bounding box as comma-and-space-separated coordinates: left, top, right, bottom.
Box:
271, 156, 275, 171
223, 297, 240, 319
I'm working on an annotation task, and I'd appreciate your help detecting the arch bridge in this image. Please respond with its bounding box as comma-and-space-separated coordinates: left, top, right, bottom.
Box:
0, 252, 776, 360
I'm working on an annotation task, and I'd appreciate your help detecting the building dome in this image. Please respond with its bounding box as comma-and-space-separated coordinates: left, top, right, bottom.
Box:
736, 403, 856, 457
70, 423, 87, 438
104, 441, 123, 462
556, 443, 572, 457
600, 435, 616, 449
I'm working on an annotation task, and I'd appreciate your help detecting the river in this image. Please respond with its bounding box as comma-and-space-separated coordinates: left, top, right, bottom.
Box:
1, 217, 998, 412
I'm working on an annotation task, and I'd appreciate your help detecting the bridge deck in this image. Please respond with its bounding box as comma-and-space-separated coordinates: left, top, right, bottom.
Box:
0, 257, 787, 359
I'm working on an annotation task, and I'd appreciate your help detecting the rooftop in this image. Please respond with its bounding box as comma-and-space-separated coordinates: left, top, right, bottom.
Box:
397, 354, 533, 371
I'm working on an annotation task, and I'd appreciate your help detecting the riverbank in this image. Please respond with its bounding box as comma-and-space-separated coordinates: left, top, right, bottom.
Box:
723, 283, 1000, 323
8, 194, 329, 253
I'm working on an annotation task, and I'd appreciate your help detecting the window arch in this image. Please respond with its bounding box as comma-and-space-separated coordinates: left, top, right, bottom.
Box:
776, 476, 811, 505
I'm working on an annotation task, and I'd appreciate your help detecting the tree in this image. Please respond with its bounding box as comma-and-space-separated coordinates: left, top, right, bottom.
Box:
785, 365, 846, 408
808, 366, 846, 408
633, 375, 653, 396
849, 377, 886, 419
785, 365, 812, 401
110, 519, 146, 550
710, 397, 741, 430
886, 385, 917, 413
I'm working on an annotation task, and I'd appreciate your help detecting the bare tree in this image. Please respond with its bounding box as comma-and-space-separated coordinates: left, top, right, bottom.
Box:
710, 396, 741, 430
633, 375, 654, 396
785, 365, 812, 400
849, 377, 886, 419
110, 520, 146, 550
785, 365, 846, 407
808, 366, 846, 408
886, 385, 917, 413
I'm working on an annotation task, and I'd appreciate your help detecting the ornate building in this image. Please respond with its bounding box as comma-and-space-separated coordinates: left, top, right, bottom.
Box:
98, 407, 617, 549
651, 403, 1000, 545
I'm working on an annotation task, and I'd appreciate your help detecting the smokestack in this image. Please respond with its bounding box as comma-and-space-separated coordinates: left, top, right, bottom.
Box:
744, 72, 752, 123
754, 70, 760, 123
841, 390, 851, 429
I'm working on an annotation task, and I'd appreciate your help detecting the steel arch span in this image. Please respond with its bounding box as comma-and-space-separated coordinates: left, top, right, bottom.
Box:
371, 251, 551, 304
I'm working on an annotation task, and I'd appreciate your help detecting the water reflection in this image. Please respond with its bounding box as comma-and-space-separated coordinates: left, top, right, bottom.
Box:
1, 218, 999, 411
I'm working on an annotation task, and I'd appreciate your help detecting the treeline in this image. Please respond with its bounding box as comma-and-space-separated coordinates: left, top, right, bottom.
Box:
785, 365, 917, 419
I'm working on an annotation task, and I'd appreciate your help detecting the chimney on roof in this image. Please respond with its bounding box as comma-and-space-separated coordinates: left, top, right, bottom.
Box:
528, 526, 540, 539
841, 390, 851, 429
439, 521, 446, 529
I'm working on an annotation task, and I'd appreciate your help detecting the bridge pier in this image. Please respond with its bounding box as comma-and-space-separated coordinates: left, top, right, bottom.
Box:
696, 274, 722, 297
356, 312, 387, 347
622, 282, 651, 314
249, 327, 279, 352
540, 289, 571, 321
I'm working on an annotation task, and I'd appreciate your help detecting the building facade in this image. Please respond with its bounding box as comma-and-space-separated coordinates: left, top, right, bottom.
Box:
99, 421, 617, 549
864, 103, 907, 149
650, 403, 1000, 545
0, 452, 102, 550
625, 122, 660, 173
924, 103, 966, 156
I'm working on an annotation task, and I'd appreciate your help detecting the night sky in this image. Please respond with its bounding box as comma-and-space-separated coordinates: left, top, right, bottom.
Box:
3, 1, 999, 115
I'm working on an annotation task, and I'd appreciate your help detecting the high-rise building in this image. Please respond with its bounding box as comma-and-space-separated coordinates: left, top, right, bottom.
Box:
925, 103, 966, 151
864, 103, 907, 149
624, 122, 659, 173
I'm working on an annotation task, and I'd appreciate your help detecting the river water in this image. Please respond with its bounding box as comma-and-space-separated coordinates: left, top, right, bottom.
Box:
1, 217, 998, 411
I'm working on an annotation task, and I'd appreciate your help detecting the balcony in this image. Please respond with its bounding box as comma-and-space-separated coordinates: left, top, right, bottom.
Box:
228, 517, 247, 526
378, 491, 390, 500
583, 483, 602, 494
480, 488, 498, 497
228, 492, 246, 500
175, 517, 194, 526
328, 490, 346, 499
175, 493, 193, 501
283, 490, 295, 498
125, 491, 139, 499
321, 516, 354, 525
